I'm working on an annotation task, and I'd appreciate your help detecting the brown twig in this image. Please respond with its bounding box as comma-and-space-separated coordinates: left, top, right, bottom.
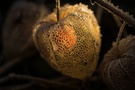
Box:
96, 7, 104, 24
9, 82, 35, 90
113, 15, 122, 28
56, 0, 60, 22
0, 52, 36, 77
0, 81, 48, 90
53, 76, 82, 86
10, 82, 35, 90
53, 76, 70, 82
115, 21, 126, 58
0, 73, 78, 90
0, 57, 24, 76
90, 0, 135, 29
113, 15, 128, 36
0, 37, 37, 76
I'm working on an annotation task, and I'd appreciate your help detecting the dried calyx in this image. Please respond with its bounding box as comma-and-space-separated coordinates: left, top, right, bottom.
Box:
33, 3, 101, 80
101, 35, 135, 90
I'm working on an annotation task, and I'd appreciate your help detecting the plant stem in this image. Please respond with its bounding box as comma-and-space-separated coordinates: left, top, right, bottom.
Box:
0, 73, 78, 90
56, 0, 60, 22
90, 0, 135, 29
116, 21, 126, 58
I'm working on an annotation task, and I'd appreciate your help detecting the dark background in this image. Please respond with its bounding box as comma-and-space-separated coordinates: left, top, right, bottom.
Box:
0, 0, 135, 90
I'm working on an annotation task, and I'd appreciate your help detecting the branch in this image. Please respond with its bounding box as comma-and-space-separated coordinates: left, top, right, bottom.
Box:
0, 82, 35, 90
56, 0, 60, 22
90, 0, 135, 29
0, 57, 23, 76
0, 37, 37, 76
0, 73, 78, 90
115, 22, 126, 58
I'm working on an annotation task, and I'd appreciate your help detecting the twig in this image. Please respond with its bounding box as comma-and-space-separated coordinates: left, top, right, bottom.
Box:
115, 22, 126, 58
0, 73, 78, 90
0, 57, 23, 76
56, 0, 60, 22
113, 15, 128, 36
96, 7, 104, 24
90, 0, 135, 29
53, 76, 69, 82
10, 82, 35, 90
0, 37, 37, 76
0, 51, 36, 76
0, 81, 43, 90
53, 76, 81, 86
113, 16, 122, 28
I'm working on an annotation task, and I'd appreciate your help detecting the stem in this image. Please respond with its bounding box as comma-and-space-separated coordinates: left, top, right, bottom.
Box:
116, 22, 126, 57
90, 0, 135, 29
113, 15, 128, 36
10, 82, 35, 90
0, 57, 23, 76
0, 74, 78, 90
0, 37, 37, 76
96, 7, 104, 24
56, 0, 60, 22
